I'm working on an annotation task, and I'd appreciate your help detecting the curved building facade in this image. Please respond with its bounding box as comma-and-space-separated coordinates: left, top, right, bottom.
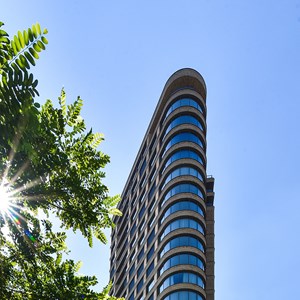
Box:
110, 68, 215, 300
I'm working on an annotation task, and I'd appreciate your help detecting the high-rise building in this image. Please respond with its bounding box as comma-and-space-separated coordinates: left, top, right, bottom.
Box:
110, 68, 215, 300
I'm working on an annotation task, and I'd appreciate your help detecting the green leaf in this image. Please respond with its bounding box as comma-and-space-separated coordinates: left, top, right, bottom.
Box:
33, 42, 41, 52
41, 36, 48, 44
29, 47, 39, 59
36, 22, 41, 35
23, 29, 29, 45
32, 24, 38, 38
28, 28, 34, 42
16, 57, 24, 69
37, 40, 46, 50
108, 208, 122, 217
20, 54, 30, 69
24, 51, 35, 66
11, 40, 18, 55
18, 30, 25, 48
13, 35, 21, 52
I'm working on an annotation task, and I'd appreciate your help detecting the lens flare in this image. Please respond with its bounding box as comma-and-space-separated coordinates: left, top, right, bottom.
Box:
0, 184, 11, 212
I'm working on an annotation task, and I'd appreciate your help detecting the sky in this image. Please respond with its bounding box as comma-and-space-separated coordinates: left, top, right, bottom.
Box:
2, 0, 300, 299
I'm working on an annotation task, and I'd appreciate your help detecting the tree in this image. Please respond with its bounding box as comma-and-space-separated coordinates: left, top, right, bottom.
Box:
0, 22, 123, 299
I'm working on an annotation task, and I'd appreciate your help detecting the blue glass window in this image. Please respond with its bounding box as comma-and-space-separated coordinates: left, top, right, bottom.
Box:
147, 261, 154, 277
129, 278, 135, 291
139, 204, 146, 219
129, 293, 134, 300
163, 149, 204, 172
164, 132, 203, 155
159, 272, 205, 293
160, 236, 204, 258
137, 278, 144, 292
137, 263, 144, 277
159, 253, 205, 275
138, 248, 144, 262
165, 115, 203, 135
129, 264, 135, 277
161, 201, 204, 223
162, 291, 204, 300
166, 98, 204, 117
160, 218, 204, 241
162, 167, 203, 189
147, 245, 154, 261
162, 183, 204, 206
147, 229, 155, 246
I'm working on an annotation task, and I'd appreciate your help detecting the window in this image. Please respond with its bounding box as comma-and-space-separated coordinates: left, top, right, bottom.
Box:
148, 214, 155, 228
161, 166, 203, 189
162, 149, 204, 172
140, 159, 146, 176
161, 201, 204, 223
160, 218, 204, 241
148, 183, 156, 200
165, 97, 204, 117
129, 293, 134, 300
147, 245, 154, 261
139, 204, 146, 220
160, 236, 205, 258
129, 278, 135, 291
159, 253, 205, 275
130, 222, 137, 237
147, 277, 155, 292
137, 278, 144, 292
137, 263, 144, 277
129, 264, 135, 277
159, 272, 205, 293
162, 183, 204, 206
147, 229, 155, 246
163, 132, 203, 155
138, 248, 144, 262
165, 115, 203, 136
147, 261, 154, 277
162, 291, 204, 300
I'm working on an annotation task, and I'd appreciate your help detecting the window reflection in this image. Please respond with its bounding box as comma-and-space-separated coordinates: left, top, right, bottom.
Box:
163, 149, 204, 172
164, 132, 203, 155
160, 236, 204, 257
165, 115, 203, 136
159, 272, 205, 293
160, 218, 204, 241
162, 183, 204, 206
162, 291, 204, 300
162, 167, 203, 189
166, 98, 204, 117
160, 253, 205, 275
161, 201, 204, 223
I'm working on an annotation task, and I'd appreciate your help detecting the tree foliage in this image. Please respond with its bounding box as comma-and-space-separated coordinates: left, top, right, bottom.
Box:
0, 22, 123, 299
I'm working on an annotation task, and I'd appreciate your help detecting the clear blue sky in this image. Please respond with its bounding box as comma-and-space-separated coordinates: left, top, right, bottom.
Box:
2, 1, 300, 299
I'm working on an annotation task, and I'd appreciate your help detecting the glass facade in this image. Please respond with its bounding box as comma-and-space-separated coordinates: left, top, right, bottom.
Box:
160, 236, 205, 258
159, 253, 205, 275
159, 272, 205, 293
161, 201, 204, 223
162, 166, 204, 188
165, 115, 204, 135
164, 132, 204, 155
162, 291, 204, 300
160, 218, 205, 241
163, 149, 204, 172
162, 183, 204, 206
166, 98, 204, 117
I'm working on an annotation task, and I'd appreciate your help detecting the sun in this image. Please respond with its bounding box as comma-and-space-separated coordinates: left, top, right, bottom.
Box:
0, 184, 11, 212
